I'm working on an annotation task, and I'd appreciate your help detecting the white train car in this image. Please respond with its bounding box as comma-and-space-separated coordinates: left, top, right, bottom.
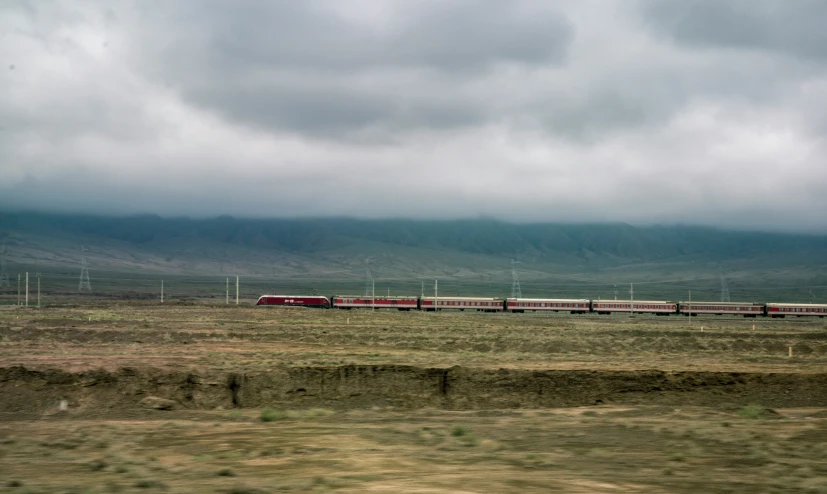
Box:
679, 302, 765, 317
332, 295, 418, 310
420, 296, 503, 312
592, 300, 676, 315
506, 298, 590, 314
766, 303, 827, 318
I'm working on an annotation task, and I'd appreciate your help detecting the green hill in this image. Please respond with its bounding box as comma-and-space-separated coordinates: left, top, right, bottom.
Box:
1, 212, 826, 303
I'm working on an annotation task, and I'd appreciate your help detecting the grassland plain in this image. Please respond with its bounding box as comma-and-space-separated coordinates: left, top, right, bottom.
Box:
0, 303, 826, 493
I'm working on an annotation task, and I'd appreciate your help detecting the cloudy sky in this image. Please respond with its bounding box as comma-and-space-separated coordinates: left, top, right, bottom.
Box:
1, 1, 826, 231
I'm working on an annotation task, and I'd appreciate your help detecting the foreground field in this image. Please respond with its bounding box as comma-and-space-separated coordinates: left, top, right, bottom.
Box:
1, 303, 826, 492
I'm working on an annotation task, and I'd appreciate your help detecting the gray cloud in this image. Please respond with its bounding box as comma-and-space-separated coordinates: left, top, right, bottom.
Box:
134, 1, 572, 135
642, 0, 827, 61
146, 1, 572, 72
0, 1, 826, 231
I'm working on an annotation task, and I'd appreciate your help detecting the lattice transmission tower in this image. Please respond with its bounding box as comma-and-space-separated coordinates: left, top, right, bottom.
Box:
78, 246, 92, 292
364, 258, 373, 297
511, 259, 522, 298
0, 246, 9, 288
719, 264, 730, 302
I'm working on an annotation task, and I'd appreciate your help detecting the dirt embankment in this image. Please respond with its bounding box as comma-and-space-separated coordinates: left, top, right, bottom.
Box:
2, 364, 826, 413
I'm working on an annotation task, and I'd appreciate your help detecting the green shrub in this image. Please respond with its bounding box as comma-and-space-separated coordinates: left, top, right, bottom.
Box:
260, 408, 287, 422
738, 403, 765, 419
451, 426, 469, 437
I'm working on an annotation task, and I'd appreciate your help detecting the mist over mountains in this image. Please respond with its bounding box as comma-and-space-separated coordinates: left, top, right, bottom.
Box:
3, 212, 827, 262
1, 212, 826, 302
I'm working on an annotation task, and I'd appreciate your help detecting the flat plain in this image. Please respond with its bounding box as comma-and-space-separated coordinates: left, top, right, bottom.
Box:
1, 303, 826, 493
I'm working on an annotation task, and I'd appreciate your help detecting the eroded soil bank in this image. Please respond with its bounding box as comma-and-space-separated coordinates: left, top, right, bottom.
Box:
2, 364, 825, 414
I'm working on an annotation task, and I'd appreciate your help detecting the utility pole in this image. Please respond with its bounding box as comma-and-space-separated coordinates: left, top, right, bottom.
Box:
613, 284, 618, 301
235, 276, 239, 305
810, 289, 815, 304
434, 279, 438, 312
25, 272, 28, 307
421, 281, 424, 298
226, 278, 229, 304
17, 273, 21, 306
688, 289, 692, 326
372, 278, 375, 312
37, 273, 41, 308
630, 283, 634, 316
161, 280, 164, 303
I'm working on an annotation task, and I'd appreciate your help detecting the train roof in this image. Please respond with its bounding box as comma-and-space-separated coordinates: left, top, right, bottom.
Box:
257, 294, 329, 299
592, 300, 673, 304
678, 301, 764, 305
506, 298, 590, 302
333, 295, 418, 299
765, 302, 827, 307
420, 296, 502, 301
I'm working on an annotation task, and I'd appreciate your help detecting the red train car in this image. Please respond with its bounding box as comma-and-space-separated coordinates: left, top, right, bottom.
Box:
332, 296, 418, 310
506, 298, 590, 313
420, 296, 503, 312
679, 302, 764, 317
766, 303, 827, 318
592, 300, 676, 315
255, 295, 330, 308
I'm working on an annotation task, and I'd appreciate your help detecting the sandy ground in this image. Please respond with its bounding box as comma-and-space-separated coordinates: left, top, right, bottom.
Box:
1, 303, 826, 493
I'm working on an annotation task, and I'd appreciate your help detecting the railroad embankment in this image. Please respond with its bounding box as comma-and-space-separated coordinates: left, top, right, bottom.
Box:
2, 364, 826, 413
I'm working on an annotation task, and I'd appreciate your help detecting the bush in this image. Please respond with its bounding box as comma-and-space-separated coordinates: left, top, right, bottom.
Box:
738, 403, 765, 419
451, 426, 469, 437
134, 479, 166, 489
260, 408, 287, 422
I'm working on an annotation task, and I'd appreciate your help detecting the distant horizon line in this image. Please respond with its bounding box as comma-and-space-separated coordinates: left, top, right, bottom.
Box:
2, 209, 826, 236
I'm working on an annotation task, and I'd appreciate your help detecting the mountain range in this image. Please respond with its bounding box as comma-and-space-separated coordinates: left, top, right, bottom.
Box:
1, 212, 826, 301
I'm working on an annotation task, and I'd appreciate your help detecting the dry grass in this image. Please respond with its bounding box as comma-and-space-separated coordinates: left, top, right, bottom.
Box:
1, 303, 825, 373
1, 303, 826, 492
0, 407, 825, 493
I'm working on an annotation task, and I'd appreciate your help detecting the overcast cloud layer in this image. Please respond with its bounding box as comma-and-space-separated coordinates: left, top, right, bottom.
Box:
1, 1, 826, 231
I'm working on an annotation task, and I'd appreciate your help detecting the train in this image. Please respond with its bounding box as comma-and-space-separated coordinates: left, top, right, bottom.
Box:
255, 294, 827, 318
